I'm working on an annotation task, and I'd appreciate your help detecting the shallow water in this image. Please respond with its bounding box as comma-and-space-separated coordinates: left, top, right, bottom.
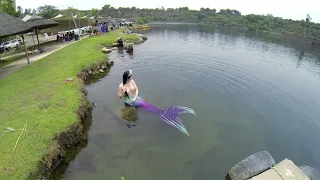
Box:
62, 24, 320, 180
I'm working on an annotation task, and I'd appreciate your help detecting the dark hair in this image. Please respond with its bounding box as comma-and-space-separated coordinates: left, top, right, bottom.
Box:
122, 71, 130, 85
122, 71, 130, 98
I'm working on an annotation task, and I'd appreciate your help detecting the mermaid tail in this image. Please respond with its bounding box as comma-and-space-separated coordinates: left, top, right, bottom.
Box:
126, 96, 161, 113
160, 106, 196, 136
125, 96, 196, 136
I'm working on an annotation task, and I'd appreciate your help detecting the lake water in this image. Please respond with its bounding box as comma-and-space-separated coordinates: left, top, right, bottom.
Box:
61, 24, 320, 180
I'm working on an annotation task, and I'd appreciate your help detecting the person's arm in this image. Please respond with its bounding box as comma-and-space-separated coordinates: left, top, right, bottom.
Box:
118, 84, 124, 99
132, 80, 139, 100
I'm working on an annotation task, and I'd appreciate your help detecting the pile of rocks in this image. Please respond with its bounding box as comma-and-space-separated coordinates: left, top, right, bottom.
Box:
78, 60, 114, 80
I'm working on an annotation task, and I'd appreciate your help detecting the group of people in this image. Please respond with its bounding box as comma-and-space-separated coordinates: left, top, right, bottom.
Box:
91, 21, 111, 35
116, 37, 134, 54
119, 22, 133, 27
56, 31, 78, 42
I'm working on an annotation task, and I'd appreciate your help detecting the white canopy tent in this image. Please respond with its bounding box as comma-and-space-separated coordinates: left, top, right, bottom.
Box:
52, 14, 64, 19
21, 15, 31, 21
47, 13, 95, 34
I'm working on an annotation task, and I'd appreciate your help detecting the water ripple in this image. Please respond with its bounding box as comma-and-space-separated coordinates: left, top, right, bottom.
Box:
65, 25, 320, 180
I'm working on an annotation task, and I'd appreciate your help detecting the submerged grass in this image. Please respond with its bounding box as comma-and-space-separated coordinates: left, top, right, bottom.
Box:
0, 31, 141, 179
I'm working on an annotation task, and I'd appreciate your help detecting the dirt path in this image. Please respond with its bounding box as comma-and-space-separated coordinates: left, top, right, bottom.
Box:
0, 36, 88, 79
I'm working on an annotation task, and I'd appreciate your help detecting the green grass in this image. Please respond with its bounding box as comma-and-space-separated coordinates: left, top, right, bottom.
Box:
0, 31, 141, 179
0, 54, 26, 68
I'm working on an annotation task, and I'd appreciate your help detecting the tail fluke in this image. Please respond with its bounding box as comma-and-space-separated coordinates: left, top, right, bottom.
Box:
159, 106, 196, 136
129, 96, 195, 135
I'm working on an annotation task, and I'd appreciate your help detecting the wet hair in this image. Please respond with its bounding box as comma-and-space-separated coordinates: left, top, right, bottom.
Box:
122, 70, 133, 99
122, 70, 130, 85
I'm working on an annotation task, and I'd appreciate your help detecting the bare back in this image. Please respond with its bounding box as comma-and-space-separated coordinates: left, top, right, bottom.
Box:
119, 79, 137, 97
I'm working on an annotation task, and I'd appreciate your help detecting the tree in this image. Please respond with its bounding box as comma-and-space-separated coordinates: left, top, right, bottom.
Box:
37, 4, 59, 19
16, 6, 23, 17
136, 17, 147, 25
16, 4, 318, 40
89, 8, 99, 17
61, 7, 79, 16
100, 4, 111, 16
179, 7, 189, 11
0, 0, 17, 16
24, 8, 32, 15
306, 14, 312, 22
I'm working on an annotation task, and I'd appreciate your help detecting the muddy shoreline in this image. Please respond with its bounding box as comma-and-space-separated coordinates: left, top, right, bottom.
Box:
27, 34, 147, 179
28, 60, 114, 180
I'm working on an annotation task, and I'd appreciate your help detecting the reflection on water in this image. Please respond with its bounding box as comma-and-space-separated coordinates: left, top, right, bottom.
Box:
121, 104, 139, 128
61, 24, 320, 180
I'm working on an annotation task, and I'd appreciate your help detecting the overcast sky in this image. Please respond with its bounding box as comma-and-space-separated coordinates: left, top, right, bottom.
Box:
16, 0, 320, 23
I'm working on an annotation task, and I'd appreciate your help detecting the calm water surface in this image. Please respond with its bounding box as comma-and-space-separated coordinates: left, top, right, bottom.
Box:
62, 24, 320, 180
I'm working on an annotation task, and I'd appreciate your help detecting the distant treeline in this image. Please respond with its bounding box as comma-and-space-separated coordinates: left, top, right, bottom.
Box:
96, 6, 319, 40
3, 1, 320, 41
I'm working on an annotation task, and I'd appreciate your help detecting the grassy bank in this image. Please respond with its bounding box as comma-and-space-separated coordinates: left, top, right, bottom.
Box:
0, 31, 141, 179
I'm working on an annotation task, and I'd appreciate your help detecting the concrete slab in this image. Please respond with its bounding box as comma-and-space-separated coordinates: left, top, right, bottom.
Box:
251, 169, 283, 180
251, 159, 310, 180
273, 159, 310, 180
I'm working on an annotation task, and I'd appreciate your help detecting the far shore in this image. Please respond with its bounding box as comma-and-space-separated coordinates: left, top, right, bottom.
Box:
148, 21, 319, 45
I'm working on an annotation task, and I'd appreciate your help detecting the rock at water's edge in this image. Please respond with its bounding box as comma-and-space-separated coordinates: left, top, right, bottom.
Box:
108, 60, 114, 66
101, 47, 112, 53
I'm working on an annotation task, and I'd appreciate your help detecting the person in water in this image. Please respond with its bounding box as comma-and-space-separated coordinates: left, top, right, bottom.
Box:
116, 37, 124, 47
118, 70, 139, 127
126, 45, 133, 54
118, 70, 139, 105
117, 70, 196, 136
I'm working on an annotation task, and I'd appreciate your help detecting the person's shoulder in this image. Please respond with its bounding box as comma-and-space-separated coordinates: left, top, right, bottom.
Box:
130, 79, 136, 84
131, 79, 137, 86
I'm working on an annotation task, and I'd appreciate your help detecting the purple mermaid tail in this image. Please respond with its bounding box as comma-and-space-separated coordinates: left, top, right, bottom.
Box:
126, 96, 196, 136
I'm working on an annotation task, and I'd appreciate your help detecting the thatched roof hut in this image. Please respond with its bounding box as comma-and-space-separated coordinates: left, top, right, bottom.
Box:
22, 12, 59, 44
0, 12, 33, 38
23, 13, 59, 30
0, 12, 33, 64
